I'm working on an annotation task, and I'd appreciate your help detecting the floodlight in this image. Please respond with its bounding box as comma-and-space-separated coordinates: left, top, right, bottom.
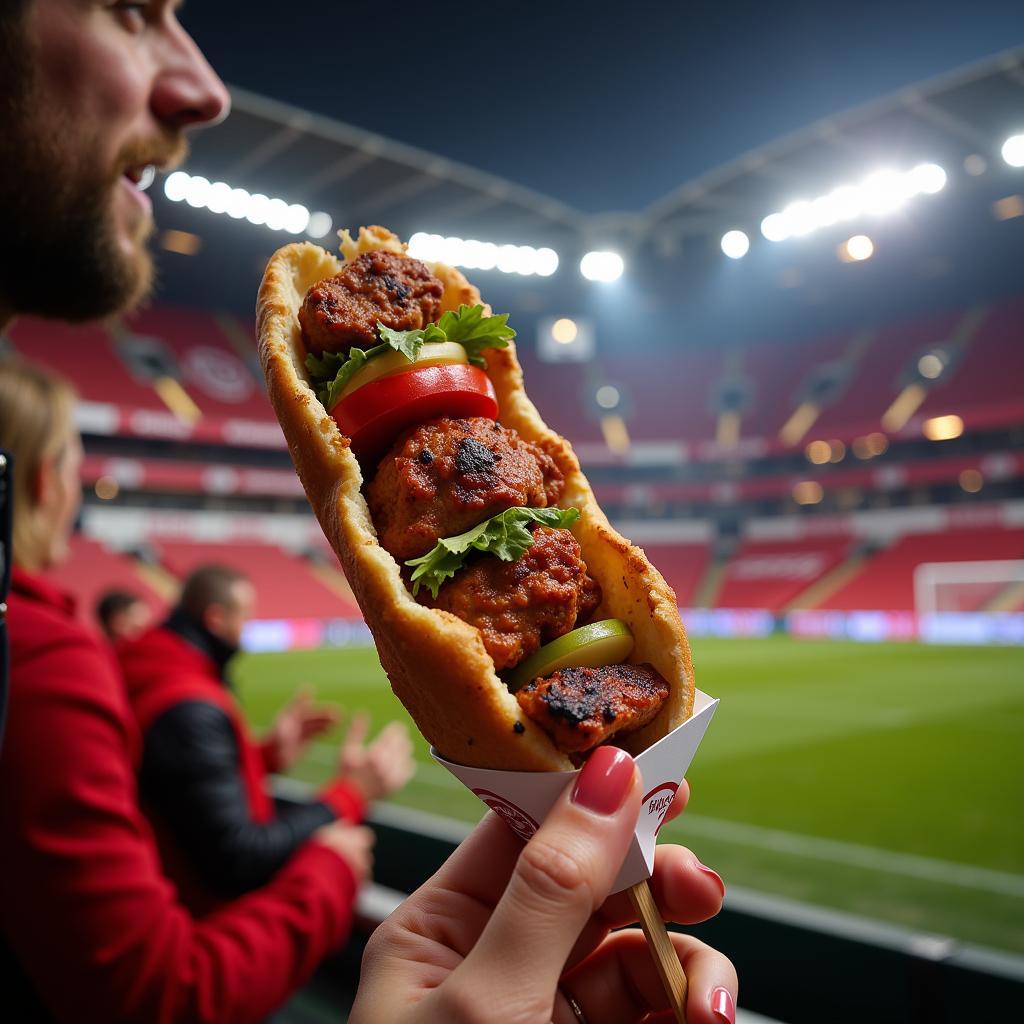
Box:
720, 230, 749, 259
580, 251, 624, 282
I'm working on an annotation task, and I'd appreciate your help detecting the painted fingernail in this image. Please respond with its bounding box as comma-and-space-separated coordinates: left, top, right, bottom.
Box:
571, 746, 634, 815
694, 857, 726, 898
711, 986, 735, 1024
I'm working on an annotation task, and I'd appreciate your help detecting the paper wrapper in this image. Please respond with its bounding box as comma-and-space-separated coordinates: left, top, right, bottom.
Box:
432, 689, 719, 893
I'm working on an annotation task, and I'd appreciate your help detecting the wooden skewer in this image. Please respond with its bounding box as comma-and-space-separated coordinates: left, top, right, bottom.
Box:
628, 879, 687, 1024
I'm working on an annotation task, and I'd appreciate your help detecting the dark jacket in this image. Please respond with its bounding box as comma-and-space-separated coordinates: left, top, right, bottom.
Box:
0, 567, 357, 1024
119, 616, 365, 912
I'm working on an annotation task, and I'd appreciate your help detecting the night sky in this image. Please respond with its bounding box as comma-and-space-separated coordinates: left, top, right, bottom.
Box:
181, 0, 1024, 213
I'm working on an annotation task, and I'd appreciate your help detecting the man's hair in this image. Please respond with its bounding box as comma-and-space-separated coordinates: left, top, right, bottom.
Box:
95, 589, 144, 629
178, 564, 250, 620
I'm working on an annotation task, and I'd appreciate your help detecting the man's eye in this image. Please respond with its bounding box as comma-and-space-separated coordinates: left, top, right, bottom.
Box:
113, 2, 150, 31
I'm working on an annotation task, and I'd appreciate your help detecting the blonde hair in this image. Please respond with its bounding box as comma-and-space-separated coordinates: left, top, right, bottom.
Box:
0, 359, 77, 570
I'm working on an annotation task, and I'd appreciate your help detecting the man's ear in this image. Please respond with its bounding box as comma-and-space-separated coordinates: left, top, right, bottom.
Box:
203, 602, 225, 636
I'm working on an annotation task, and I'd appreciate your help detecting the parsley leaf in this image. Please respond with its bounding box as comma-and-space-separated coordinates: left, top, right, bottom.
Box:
405, 505, 580, 599
304, 304, 515, 410
435, 304, 516, 367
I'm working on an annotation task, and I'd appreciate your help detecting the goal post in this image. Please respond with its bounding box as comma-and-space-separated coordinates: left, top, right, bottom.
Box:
914, 560, 1024, 617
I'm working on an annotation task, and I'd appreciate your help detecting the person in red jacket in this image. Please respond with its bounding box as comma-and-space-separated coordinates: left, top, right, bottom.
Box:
0, 360, 375, 1023
120, 563, 413, 912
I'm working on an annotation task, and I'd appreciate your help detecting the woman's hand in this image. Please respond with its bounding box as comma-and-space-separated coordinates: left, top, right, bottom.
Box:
350, 747, 737, 1024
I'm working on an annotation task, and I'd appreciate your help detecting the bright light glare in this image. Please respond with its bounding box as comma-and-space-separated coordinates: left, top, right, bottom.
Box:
917, 352, 945, 379
760, 212, 789, 242
306, 211, 333, 238
163, 171, 190, 202
760, 162, 948, 243
908, 162, 947, 194
407, 232, 557, 276
184, 176, 210, 209
596, 385, 620, 409
580, 250, 624, 282
923, 414, 963, 441
551, 318, 578, 344
843, 235, 874, 261
1002, 134, 1024, 168
720, 230, 750, 259
162, 171, 318, 236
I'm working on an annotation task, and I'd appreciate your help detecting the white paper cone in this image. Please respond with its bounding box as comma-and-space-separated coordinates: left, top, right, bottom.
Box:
432, 689, 719, 893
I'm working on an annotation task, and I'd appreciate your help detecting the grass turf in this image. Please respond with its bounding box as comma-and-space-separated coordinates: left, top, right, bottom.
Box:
233, 636, 1024, 955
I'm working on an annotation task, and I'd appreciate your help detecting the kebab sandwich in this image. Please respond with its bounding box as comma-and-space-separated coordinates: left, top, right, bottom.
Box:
257, 226, 693, 772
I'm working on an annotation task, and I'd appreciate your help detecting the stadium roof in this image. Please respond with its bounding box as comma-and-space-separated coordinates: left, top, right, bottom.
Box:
178, 47, 1023, 254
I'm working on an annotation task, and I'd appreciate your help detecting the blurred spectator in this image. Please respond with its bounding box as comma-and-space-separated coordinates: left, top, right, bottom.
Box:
95, 588, 151, 644
0, 0, 375, 1016
119, 564, 414, 909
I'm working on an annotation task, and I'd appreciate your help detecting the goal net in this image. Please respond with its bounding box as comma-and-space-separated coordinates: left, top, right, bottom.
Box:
915, 560, 1024, 644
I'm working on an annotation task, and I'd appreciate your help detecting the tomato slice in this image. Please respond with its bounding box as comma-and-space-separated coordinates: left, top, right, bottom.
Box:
331, 363, 498, 463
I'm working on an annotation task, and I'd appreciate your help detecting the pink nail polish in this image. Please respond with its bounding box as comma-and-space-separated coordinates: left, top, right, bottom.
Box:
711, 986, 735, 1024
694, 858, 726, 898
571, 746, 634, 815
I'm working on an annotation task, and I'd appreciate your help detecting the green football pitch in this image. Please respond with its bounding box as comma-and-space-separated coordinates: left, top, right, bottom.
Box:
233, 636, 1024, 955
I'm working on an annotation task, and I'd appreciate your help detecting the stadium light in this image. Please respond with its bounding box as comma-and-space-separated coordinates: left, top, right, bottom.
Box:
1002, 134, 1024, 168
917, 351, 946, 379
959, 468, 983, 493
163, 171, 312, 236
792, 481, 824, 505
306, 211, 333, 239
720, 230, 750, 259
551, 318, 577, 344
840, 235, 874, 262
923, 414, 964, 441
407, 232, 559, 277
595, 385, 621, 409
761, 163, 947, 242
580, 250, 624, 282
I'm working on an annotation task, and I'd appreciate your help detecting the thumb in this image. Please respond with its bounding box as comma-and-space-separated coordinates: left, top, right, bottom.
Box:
455, 747, 641, 1009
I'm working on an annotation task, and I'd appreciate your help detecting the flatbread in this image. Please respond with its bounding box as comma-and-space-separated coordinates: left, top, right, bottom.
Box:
256, 226, 694, 771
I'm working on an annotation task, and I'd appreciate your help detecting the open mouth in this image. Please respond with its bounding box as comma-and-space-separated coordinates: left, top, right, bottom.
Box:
122, 165, 156, 191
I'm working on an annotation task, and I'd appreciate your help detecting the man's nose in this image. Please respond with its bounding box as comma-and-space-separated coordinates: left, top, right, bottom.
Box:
151, 21, 231, 131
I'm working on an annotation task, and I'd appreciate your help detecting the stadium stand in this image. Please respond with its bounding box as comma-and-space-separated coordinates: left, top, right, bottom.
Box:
817, 526, 1024, 613
915, 297, 1024, 433
714, 537, 853, 612
520, 296, 1023, 458
41, 535, 170, 628
633, 542, 712, 607
154, 539, 362, 621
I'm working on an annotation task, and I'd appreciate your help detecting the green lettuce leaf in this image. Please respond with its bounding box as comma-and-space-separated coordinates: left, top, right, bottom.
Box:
405, 505, 580, 599
305, 304, 515, 410
433, 304, 516, 367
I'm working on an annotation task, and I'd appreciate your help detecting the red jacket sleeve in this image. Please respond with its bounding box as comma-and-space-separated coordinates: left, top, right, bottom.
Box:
259, 737, 283, 775
0, 630, 357, 1024
319, 777, 368, 824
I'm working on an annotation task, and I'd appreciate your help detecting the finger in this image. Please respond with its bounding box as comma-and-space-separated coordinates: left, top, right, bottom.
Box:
344, 710, 371, 750
562, 844, 725, 972
454, 748, 641, 1009
302, 708, 341, 736
291, 685, 313, 710
556, 930, 737, 1024
663, 778, 690, 826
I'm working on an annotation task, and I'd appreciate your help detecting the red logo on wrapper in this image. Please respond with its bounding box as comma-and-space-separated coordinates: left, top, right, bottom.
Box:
473, 789, 540, 840
643, 782, 679, 835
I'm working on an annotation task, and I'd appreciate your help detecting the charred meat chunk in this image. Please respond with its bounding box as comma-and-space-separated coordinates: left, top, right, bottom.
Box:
299, 250, 444, 356
516, 663, 669, 754
421, 526, 601, 671
367, 417, 565, 562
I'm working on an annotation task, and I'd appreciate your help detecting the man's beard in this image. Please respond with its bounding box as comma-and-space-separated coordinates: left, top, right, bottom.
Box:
0, 150, 155, 322
0, 44, 183, 322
